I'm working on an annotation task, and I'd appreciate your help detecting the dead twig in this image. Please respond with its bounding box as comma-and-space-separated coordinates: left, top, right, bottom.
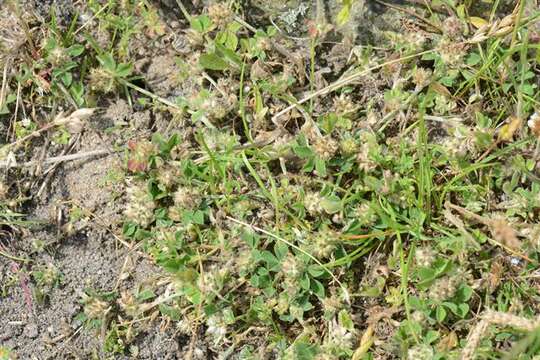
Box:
0, 149, 113, 169
35, 135, 81, 198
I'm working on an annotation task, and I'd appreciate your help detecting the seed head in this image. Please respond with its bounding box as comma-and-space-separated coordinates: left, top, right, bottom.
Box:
340, 137, 358, 155
281, 253, 304, 279
333, 94, 356, 116
407, 344, 434, 360
312, 227, 337, 259
429, 276, 459, 302
118, 291, 140, 318
124, 181, 155, 227
156, 165, 180, 189
207, 3, 233, 30
48, 47, 68, 66
438, 38, 467, 67
206, 313, 228, 345
442, 17, 464, 37
312, 136, 338, 161
88, 67, 116, 93
528, 112, 540, 139
0, 181, 8, 200
304, 191, 324, 216
173, 186, 200, 210
83, 295, 110, 319
415, 247, 436, 268
412, 67, 432, 90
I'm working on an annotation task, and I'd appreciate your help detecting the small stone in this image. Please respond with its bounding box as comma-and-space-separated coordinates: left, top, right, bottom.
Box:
24, 324, 39, 339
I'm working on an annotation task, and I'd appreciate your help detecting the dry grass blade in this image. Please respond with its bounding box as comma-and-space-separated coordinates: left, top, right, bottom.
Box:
271, 49, 436, 124
461, 319, 489, 360
461, 310, 540, 360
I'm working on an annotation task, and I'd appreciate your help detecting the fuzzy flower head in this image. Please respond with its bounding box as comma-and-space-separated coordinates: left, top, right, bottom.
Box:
321, 290, 347, 319
281, 253, 304, 279
353, 202, 378, 227
156, 164, 181, 189
206, 313, 228, 345
37, 263, 61, 287
173, 186, 200, 210
82, 294, 111, 319
438, 38, 467, 68
311, 226, 337, 259
88, 67, 116, 93
412, 67, 432, 90
340, 137, 359, 155
118, 291, 140, 318
312, 136, 338, 161
442, 16, 464, 38
333, 94, 356, 116
428, 276, 460, 303
320, 317, 357, 355
408, 344, 434, 360
124, 181, 155, 228
304, 191, 324, 216
528, 112, 540, 139
207, 3, 233, 30
356, 131, 379, 172
441, 125, 476, 158
415, 247, 436, 268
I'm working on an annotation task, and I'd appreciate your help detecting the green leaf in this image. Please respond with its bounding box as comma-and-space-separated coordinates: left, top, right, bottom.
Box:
222, 308, 235, 324
159, 304, 182, 320
241, 230, 258, 248
115, 63, 133, 78
215, 43, 242, 66
436, 305, 447, 323
293, 145, 313, 158
424, 330, 440, 344
61, 72, 72, 86
67, 44, 84, 57
466, 53, 482, 66
122, 222, 138, 237
97, 53, 116, 71
307, 265, 325, 278
199, 53, 229, 71
274, 241, 288, 260
183, 284, 202, 305
216, 30, 238, 50
136, 289, 155, 301
299, 273, 310, 290
321, 195, 341, 214
456, 303, 469, 318
182, 210, 205, 225
261, 250, 279, 268
190, 14, 212, 33
443, 302, 458, 313
457, 285, 473, 302
70, 83, 84, 106
310, 279, 325, 298
315, 157, 327, 177
294, 342, 317, 360
336, 4, 351, 26
338, 309, 354, 330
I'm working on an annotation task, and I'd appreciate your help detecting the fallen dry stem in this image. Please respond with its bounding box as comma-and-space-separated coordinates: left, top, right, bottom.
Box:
0, 149, 113, 168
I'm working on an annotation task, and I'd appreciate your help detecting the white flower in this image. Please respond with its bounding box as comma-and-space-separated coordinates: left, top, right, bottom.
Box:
206, 314, 227, 345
